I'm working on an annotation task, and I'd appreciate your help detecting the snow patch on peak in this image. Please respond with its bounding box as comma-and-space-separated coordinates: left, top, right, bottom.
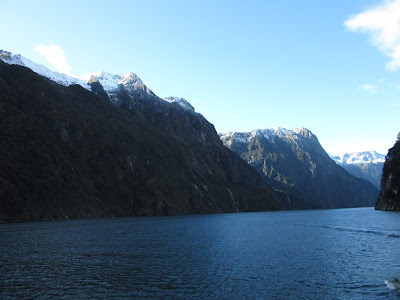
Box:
78, 71, 146, 96
77, 72, 119, 92
163, 96, 195, 112
330, 151, 385, 165
120, 72, 143, 86
219, 127, 313, 145
220, 127, 282, 144
219, 131, 252, 145
254, 127, 298, 141
78, 71, 146, 94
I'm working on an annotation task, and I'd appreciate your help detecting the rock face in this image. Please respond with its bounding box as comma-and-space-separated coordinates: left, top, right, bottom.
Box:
220, 127, 379, 209
0, 61, 282, 222
376, 137, 400, 210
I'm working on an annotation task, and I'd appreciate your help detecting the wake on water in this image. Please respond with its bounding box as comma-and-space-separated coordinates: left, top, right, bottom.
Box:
385, 277, 400, 294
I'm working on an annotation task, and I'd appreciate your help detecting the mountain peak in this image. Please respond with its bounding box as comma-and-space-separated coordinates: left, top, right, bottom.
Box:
120, 72, 142, 85
220, 125, 378, 209
330, 150, 385, 165
293, 127, 314, 138
164, 96, 195, 112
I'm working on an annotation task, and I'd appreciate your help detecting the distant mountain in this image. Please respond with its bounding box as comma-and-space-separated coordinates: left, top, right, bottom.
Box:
330, 151, 385, 165
220, 127, 379, 209
330, 151, 385, 189
376, 135, 400, 210
0, 51, 283, 222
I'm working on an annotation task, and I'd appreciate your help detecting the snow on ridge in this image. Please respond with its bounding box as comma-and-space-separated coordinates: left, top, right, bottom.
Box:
0, 50, 90, 89
77, 72, 120, 92
244, 127, 299, 141
163, 96, 195, 112
219, 127, 308, 145
1, 50, 200, 114
1, 50, 205, 117
330, 150, 385, 165
77, 72, 145, 93
219, 131, 252, 146
1, 50, 148, 97
120, 72, 143, 86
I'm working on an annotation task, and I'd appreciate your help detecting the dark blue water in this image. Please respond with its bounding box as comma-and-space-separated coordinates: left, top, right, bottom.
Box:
1, 207, 400, 299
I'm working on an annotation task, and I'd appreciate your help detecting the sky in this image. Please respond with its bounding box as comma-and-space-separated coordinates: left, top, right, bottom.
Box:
1, 0, 399, 154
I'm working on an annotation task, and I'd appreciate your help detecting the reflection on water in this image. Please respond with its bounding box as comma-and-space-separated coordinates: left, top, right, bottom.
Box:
0, 207, 399, 299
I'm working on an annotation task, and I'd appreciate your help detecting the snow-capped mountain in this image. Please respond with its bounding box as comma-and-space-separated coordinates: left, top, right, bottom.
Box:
329, 151, 385, 165
219, 127, 378, 209
0, 53, 283, 220
0, 50, 193, 111
219, 127, 323, 156
329, 151, 385, 189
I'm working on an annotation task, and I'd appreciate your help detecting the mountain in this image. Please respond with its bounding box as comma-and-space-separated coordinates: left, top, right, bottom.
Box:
330, 151, 385, 165
220, 127, 379, 209
330, 151, 384, 189
0, 51, 283, 222
376, 135, 400, 210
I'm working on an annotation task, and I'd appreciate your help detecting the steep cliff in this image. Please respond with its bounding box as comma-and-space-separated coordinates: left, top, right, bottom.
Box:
0, 62, 282, 222
376, 137, 400, 210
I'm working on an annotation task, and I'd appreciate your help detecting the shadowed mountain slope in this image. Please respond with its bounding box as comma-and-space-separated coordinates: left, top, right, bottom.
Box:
0, 62, 282, 222
376, 137, 400, 210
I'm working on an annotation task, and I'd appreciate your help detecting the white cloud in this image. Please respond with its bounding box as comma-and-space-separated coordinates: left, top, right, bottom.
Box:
34, 44, 72, 75
361, 83, 378, 93
345, 0, 400, 71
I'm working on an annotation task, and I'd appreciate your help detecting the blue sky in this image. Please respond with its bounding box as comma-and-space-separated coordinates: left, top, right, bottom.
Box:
1, 0, 399, 154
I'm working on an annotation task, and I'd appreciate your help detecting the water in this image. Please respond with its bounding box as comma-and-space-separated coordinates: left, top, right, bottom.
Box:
0, 207, 399, 299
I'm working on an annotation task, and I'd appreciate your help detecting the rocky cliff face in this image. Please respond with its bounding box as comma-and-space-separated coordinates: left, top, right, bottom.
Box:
220, 127, 379, 209
0, 62, 282, 222
376, 138, 400, 210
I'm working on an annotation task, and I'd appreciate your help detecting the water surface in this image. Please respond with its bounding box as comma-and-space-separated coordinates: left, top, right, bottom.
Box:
1, 207, 399, 299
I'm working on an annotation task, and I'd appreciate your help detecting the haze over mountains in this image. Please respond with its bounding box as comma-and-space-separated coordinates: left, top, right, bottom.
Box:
0, 50, 381, 221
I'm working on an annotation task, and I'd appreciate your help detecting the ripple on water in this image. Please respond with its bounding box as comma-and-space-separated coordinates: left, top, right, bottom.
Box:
0, 208, 400, 299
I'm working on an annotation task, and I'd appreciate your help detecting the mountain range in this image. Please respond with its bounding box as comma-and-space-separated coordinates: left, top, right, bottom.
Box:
219, 127, 378, 209
0, 50, 285, 221
329, 151, 385, 189
0, 50, 380, 221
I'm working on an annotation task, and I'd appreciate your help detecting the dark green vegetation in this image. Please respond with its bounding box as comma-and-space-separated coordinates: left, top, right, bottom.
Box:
0, 62, 282, 222
376, 138, 400, 210
340, 163, 383, 189
220, 128, 378, 209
